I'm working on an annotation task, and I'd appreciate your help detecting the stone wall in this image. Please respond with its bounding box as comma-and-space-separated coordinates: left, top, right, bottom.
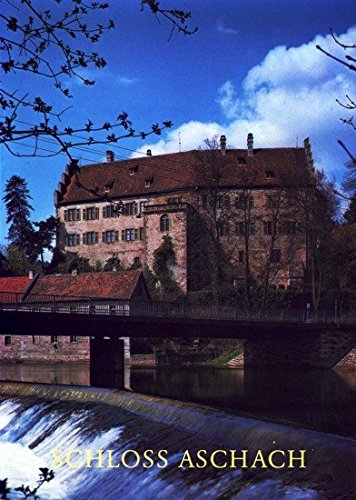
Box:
57, 198, 146, 269
243, 330, 355, 369
227, 341, 356, 370
336, 347, 356, 369
58, 191, 191, 290
0, 335, 89, 362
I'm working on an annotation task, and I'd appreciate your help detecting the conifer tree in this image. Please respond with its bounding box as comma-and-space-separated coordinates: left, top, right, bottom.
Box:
344, 196, 356, 224
3, 175, 34, 256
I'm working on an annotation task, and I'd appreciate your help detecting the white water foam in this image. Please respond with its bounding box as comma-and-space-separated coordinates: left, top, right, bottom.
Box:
0, 442, 67, 499
0, 401, 20, 430
0, 403, 53, 443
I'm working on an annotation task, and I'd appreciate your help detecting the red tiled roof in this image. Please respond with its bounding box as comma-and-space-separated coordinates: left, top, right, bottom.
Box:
58, 147, 310, 205
0, 277, 32, 302
0, 277, 32, 294
27, 270, 142, 301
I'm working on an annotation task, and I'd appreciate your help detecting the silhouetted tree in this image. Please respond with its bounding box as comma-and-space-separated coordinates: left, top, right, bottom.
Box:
51, 251, 92, 273
0, 0, 196, 160
290, 169, 339, 310
3, 176, 59, 267
343, 160, 356, 194
315, 223, 356, 313
30, 216, 58, 265
103, 256, 123, 271
4, 244, 32, 276
344, 196, 356, 224
0, 468, 55, 499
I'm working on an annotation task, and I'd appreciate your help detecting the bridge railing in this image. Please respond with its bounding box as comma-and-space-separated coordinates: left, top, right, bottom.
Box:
0, 291, 355, 324
129, 301, 356, 324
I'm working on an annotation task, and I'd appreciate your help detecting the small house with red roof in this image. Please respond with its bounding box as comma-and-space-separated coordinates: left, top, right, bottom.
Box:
0, 276, 33, 302
27, 269, 149, 302
0, 270, 149, 362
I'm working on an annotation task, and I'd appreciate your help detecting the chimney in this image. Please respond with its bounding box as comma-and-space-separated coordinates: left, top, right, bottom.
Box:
303, 137, 314, 171
112, 266, 117, 272
71, 269, 78, 276
146, 149, 152, 157
106, 150, 114, 163
220, 135, 226, 155
29, 270, 34, 280
247, 133, 254, 156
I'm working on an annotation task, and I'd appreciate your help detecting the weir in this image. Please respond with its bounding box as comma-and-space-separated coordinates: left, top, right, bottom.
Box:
0, 382, 355, 499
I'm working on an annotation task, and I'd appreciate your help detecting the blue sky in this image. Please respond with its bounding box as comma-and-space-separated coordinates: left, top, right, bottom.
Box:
1, 0, 355, 244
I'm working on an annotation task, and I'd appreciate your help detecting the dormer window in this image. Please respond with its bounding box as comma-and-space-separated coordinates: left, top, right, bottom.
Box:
265, 170, 275, 179
104, 181, 114, 193
238, 157, 247, 165
145, 177, 154, 187
129, 165, 139, 175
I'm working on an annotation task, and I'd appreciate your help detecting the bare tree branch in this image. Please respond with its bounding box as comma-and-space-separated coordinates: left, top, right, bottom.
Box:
0, 0, 196, 159
316, 44, 356, 71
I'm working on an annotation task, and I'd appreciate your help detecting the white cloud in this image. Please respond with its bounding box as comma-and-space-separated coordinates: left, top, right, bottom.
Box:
217, 80, 240, 119
243, 30, 355, 92
138, 121, 223, 156
216, 20, 238, 35
134, 27, 356, 179
116, 76, 139, 86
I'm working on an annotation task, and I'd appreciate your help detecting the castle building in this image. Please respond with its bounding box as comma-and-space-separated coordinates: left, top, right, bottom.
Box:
55, 134, 314, 292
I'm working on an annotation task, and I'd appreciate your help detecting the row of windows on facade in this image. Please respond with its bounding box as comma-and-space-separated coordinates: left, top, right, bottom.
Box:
67, 228, 143, 246
200, 194, 284, 210
66, 218, 294, 245
63, 201, 148, 221
66, 215, 170, 246
237, 249, 281, 264
3, 335, 77, 346
63, 192, 285, 222
63, 199, 183, 222
218, 220, 297, 237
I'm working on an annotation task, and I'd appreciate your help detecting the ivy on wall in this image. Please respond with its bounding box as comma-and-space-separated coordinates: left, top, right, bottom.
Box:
145, 235, 182, 300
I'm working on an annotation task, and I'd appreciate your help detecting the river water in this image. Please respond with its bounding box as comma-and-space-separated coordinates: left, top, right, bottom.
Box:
0, 365, 355, 499
0, 363, 355, 437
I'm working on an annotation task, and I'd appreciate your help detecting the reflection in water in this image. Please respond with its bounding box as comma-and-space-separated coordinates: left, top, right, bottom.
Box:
130, 367, 356, 438
0, 363, 355, 437
0, 363, 90, 386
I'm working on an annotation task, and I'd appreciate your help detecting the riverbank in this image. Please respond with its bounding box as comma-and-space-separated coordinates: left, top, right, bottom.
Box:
1, 345, 355, 371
